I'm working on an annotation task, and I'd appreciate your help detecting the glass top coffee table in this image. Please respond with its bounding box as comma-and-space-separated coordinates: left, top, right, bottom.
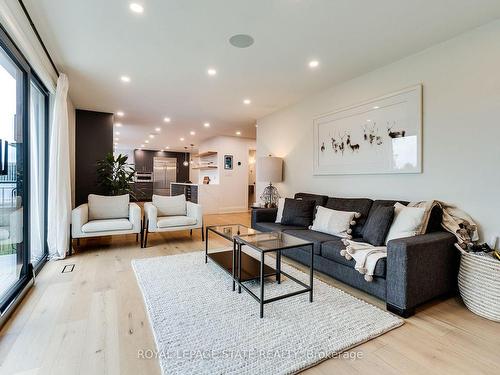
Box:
205, 224, 276, 284
234, 231, 314, 318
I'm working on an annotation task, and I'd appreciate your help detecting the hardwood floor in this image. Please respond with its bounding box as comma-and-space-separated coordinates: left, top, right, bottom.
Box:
0, 212, 498, 375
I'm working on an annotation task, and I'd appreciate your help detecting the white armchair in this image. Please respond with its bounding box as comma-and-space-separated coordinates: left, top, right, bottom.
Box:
143, 194, 203, 248
71, 194, 141, 252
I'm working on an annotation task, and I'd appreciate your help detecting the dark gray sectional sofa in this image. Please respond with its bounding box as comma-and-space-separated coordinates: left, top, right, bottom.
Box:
251, 192, 458, 317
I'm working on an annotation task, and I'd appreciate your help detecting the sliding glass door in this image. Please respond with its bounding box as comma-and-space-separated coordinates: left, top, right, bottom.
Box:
0, 42, 26, 305
0, 26, 49, 315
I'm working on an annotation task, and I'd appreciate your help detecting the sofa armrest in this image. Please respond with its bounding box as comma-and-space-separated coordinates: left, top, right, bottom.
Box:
144, 202, 158, 230
251, 208, 278, 228
129, 203, 141, 233
71, 204, 89, 238
186, 202, 203, 226
386, 231, 458, 313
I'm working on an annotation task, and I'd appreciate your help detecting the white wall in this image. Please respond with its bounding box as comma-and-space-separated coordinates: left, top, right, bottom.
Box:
198, 136, 256, 214
257, 20, 500, 241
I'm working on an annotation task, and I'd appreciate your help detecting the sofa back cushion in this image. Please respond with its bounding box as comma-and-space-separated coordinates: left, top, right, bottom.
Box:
153, 194, 186, 216
325, 197, 373, 237
281, 198, 315, 227
294, 192, 329, 208
88, 194, 129, 221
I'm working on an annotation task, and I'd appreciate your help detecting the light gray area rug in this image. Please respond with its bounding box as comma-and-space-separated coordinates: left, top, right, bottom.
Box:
132, 251, 403, 375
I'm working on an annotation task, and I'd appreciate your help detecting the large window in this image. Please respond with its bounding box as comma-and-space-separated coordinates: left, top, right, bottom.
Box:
0, 26, 49, 314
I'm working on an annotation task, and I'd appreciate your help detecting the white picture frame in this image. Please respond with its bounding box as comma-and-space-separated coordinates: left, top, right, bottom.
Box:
313, 85, 422, 175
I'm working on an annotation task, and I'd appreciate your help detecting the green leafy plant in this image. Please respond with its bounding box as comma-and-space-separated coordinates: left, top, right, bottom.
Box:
96, 153, 136, 197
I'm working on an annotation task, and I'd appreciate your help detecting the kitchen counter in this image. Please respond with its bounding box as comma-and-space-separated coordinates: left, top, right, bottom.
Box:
171, 182, 198, 203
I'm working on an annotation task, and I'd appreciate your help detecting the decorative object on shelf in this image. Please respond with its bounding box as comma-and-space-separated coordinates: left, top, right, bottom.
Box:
455, 244, 500, 322
96, 153, 136, 198
203, 176, 211, 184
313, 85, 422, 175
257, 155, 283, 208
224, 154, 233, 169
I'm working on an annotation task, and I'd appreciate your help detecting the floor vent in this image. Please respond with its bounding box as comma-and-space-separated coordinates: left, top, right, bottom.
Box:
61, 264, 75, 273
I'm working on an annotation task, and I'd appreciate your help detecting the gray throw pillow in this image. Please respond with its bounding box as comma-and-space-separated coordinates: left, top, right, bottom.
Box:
362, 205, 395, 246
280, 198, 315, 227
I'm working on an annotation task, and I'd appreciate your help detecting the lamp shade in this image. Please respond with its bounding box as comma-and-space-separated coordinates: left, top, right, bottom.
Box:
257, 156, 283, 183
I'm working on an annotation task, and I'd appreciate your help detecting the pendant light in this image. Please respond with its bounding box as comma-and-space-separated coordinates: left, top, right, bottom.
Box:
183, 147, 189, 167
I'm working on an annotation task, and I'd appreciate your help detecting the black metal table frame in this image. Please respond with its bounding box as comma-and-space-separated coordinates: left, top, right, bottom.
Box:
205, 224, 243, 265
233, 237, 314, 318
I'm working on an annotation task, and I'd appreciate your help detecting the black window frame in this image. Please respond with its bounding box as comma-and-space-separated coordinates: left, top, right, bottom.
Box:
0, 23, 50, 314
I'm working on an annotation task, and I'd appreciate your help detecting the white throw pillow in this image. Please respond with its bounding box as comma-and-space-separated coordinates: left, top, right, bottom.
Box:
385, 203, 426, 244
275, 198, 286, 223
310, 206, 359, 238
88, 194, 129, 220
153, 194, 186, 216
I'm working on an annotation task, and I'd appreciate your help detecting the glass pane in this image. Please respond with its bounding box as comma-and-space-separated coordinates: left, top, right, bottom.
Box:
30, 82, 46, 264
237, 232, 313, 251
0, 46, 24, 300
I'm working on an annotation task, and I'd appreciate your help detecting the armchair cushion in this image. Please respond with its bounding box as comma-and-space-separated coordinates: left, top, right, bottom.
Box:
88, 194, 129, 220
0, 227, 9, 240
157, 216, 197, 228
82, 218, 133, 233
152, 194, 186, 216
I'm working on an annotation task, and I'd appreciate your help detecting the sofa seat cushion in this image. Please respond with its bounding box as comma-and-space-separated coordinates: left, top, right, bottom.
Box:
325, 197, 373, 238
253, 222, 307, 233
0, 227, 10, 240
157, 216, 197, 228
82, 218, 133, 233
321, 239, 386, 278
282, 229, 339, 255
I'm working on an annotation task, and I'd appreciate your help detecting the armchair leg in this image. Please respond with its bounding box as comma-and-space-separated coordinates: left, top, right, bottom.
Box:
136, 233, 139, 242
77, 238, 80, 246
201, 226, 204, 242
140, 218, 144, 248
143, 220, 149, 248
190, 229, 193, 236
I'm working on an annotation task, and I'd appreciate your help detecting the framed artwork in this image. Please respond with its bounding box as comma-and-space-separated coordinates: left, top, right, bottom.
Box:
313, 85, 422, 175
224, 154, 233, 170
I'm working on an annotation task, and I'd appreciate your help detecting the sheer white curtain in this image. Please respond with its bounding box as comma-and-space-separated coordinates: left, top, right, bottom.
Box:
47, 74, 71, 260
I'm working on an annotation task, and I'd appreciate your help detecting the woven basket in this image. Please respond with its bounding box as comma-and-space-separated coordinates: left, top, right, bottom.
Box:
456, 244, 500, 322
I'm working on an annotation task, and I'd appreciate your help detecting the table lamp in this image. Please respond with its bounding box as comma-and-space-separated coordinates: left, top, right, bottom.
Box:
257, 156, 283, 208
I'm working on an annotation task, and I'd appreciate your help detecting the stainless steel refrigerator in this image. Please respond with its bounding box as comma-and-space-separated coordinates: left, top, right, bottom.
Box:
153, 157, 177, 196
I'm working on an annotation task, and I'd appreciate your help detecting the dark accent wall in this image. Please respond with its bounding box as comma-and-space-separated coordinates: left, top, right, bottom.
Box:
75, 109, 113, 206
134, 149, 190, 182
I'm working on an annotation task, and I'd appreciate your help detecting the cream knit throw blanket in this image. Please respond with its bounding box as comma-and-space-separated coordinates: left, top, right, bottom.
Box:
340, 200, 478, 282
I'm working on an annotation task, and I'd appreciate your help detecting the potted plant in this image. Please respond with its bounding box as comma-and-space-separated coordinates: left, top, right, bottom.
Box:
96, 153, 136, 198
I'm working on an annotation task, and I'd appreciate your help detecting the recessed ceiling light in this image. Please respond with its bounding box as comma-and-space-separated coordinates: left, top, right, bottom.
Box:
129, 3, 144, 13
115, 131, 120, 135
155, 127, 161, 132
229, 34, 254, 48
180, 137, 185, 141
236, 131, 241, 135
141, 144, 145, 147
204, 122, 210, 128
190, 131, 196, 135
207, 68, 217, 76
116, 111, 124, 117
373, 106, 380, 109
255, 124, 258, 128
308, 60, 319, 68
145, 140, 150, 144
120, 75, 131, 83
165, 146, 170, 149
115, 123, 123, 127
149, 134, 154, 139
164, 117, 171, 123
243, 99, 251, 105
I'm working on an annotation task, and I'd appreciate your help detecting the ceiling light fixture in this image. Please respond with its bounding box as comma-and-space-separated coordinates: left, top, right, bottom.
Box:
164, 117, 171, 123
373, 106, 380, 109
115, 131, 120, 135
207, 68, 217, 76
203, 122, 210, 128
190, 131, 196, 135
236, 131, 241, 136
308, 60, 319, 68
120, 75, 131, 83
155, 127, 161, 132
149, 134, 154, 138
129, 3, 144, 13
116, 111, 124, 117
145, 140, 149, 144
180, 137, 185, 141
243, 99, 251, 105
115, 123, 123, 127
165, 146, 170, 149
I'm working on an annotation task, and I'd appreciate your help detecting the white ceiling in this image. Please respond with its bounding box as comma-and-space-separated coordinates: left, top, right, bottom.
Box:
24, 0, 500, 152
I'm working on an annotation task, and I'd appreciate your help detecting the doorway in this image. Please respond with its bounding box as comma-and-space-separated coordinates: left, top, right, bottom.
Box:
248, 149, 256, 208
